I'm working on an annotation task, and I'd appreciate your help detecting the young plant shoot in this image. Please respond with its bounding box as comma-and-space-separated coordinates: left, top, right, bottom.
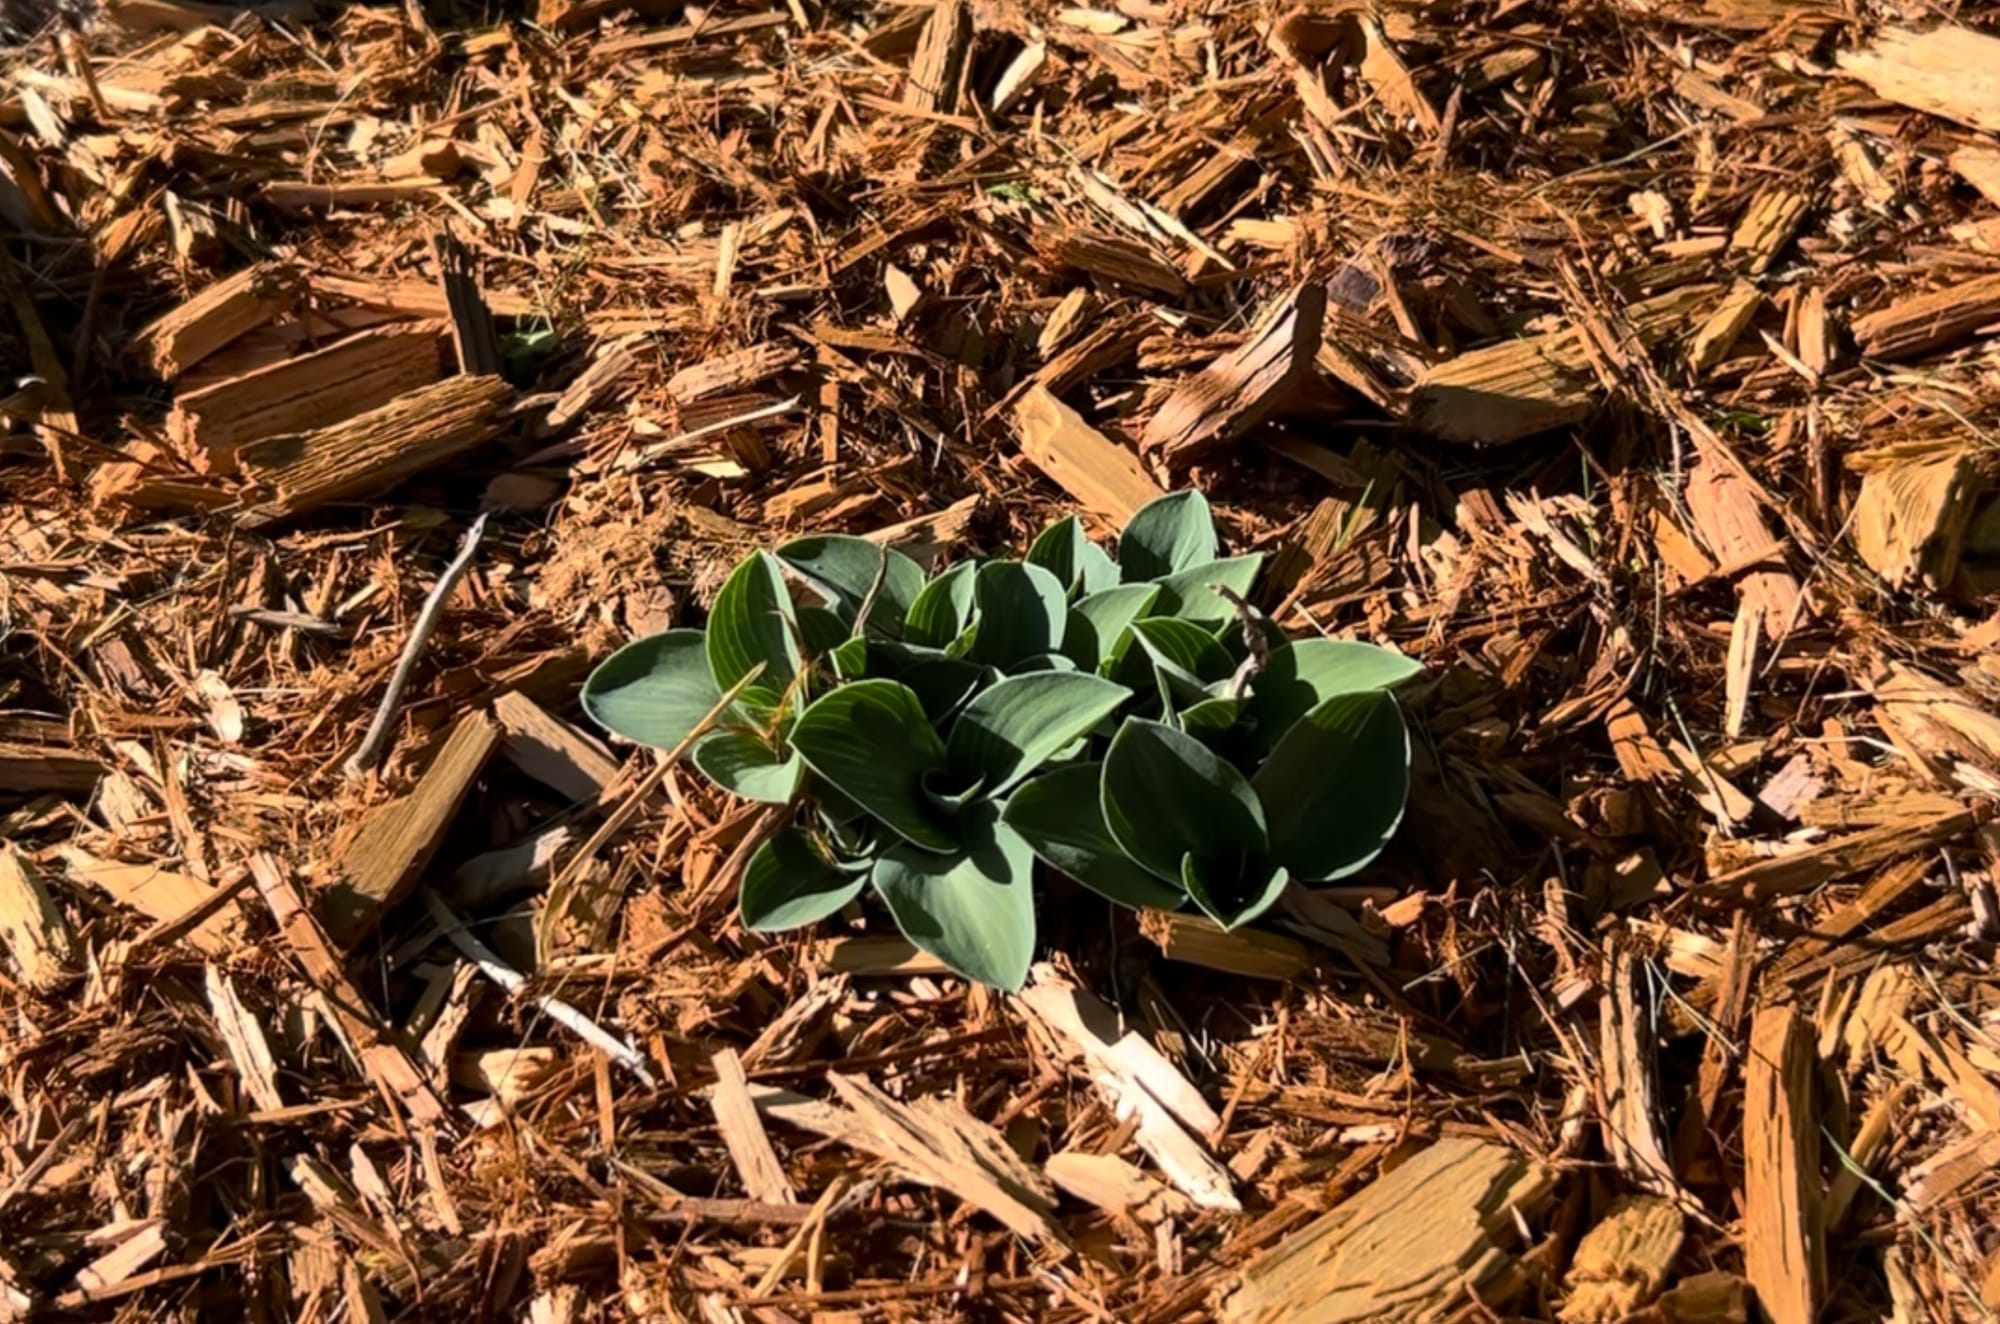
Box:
581, 490, 1417, 990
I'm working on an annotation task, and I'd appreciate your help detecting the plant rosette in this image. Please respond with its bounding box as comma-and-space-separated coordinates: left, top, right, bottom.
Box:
581, 490, 1419, 990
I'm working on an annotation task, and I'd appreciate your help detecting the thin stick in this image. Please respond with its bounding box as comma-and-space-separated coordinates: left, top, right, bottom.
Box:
423, 890, 659, 1088
344, 514, 489, 778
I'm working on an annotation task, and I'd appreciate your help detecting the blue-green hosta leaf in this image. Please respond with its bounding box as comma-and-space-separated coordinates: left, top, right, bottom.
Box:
1254, 690, 1410, 880
1129, 617, 1234, 703
1244, 638, 1422, 755
831, 635, 872, 680
1152, 554, 1264, 629
897, 658, 987, 725
707, 551, 801, 696
870, 802, 1035, 990
1118, 490, 1216, 581
1064, 583, 1161, 673
969, 560, 1067, 669
581, 629, 724, 751
1101, 719, 1268, 885
740, 828, 864, 931
1027, 516, 1119, 598
776, 535, 926, 639
1003, 763, 1184, 910
1179, 695, 1243, 748
904, 561, 977, 648
945, 672, 1130, 796
691, 731, 805, 803
797, 605, 850, 662
789, 680, 956, 852
1181, 852, 1290, 930
1010, 652, 1080, 674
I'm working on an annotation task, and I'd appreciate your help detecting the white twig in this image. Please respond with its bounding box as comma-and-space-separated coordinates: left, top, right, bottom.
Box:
423, 891, 659, 1089
344, 514, 490, 778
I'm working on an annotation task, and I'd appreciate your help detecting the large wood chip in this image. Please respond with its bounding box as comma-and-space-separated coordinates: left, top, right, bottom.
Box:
1741, 1005, 1823, 1324
237, 375, 512, 527
166, 323, 448, 474
1408, 287, 1710, 443
1697, 803, 1981, 900
131, 262, 301, 379
1011, 385, 1163, 525
1851, 272, 2000, 360
902, 0, 969, 115
205, 965, 286, 1112
1141, 283, 1326, 472
1600, 943, 1678, 1196
1837, 25, 2000, 133
0, 844, 77, 993
58, 846, 244, 955
323, 711, 500, 948
1224, 1136, 1551, 1323
1560, 1195, 1685, 1323
1683, 452, 1802, 643
493, 691, 620, 805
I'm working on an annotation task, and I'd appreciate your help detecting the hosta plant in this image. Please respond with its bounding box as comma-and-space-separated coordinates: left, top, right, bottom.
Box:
581, 490, 1418, 990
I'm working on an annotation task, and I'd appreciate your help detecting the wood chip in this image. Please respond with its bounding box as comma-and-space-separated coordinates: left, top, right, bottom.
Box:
1010, 385, 1164, 525
237, 374, 512, 527
1140, 283, 1326, 472
1559, 1195, 1685, 1323
493, 691, 620, 804
131, 262, 301, 379
710, 1048, 796, 1205
753, 1074, 1060, 1242
1741, 1004, 1823, 1324
323, 710, 500, 948
1851, 272, 2000, 361
1837, 26, 2000, 134
58, 846, 244, 955
1851, 449, 1982, 589
0, 844, 77, 993
1223, 1137, 1551, 1323
166, 323, 449, 474
1016, 969, 1239, 1212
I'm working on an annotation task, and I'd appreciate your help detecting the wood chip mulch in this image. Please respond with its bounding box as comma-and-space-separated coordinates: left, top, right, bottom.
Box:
5, 0, 2000, 1318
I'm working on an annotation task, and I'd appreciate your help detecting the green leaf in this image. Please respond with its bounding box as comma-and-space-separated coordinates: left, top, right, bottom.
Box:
1101, 719, 1268, 886
969, 560, 1067, 669
897, 658, 986, 725
945, 672, 1130, 796
797, 605, 851, 662
1010, 652, 1079, 674
707, 551, 801, 696
1004, 764, 1185, 910
1152, 554, 1263, 629
904, 561, 977, 648
1181, 853, 1290, 930
1118, 490, 1216, 581
740, 828, 864, 931
1129, 617, 1234, 702
1179, 695, 1243, 748
1064, 583, 1160, 672
870, 802, 1035, 990
1027, 516, 1118, 598
582, 629, 724, 751
1254, 690, 1409, 881
692, 731, 804, 803
776, 535, 926, 639
831, 635, 872, 680
789, 680, 957, 852
1245, 639, 1422, 755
